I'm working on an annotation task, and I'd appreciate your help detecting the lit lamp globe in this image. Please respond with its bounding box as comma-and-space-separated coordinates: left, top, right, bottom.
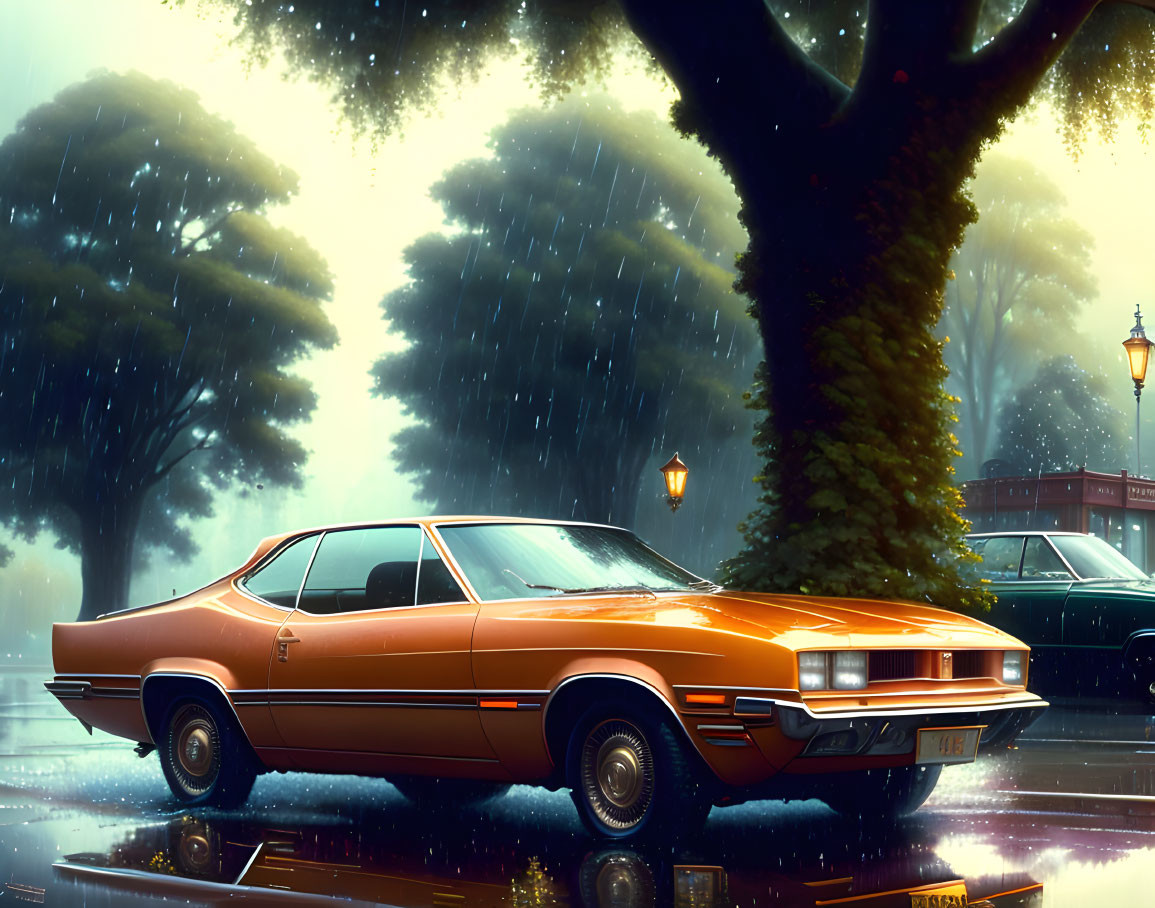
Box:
659, 453, 688, 513
1124, 306, 1152, 390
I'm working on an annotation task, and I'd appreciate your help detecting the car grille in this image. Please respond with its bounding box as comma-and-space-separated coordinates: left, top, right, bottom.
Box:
868, 650, 918, 681
867, 650, 997, 682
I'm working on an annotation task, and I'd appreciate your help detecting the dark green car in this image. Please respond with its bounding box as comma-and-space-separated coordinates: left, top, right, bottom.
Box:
967, 532, 1155, 703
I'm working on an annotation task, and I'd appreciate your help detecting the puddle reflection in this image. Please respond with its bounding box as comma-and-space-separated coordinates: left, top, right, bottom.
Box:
55, 805, 1041, 907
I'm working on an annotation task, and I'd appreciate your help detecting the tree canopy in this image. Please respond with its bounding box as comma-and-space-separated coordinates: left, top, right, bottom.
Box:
0, 71, 335, 620
993, 355, 1128, 476
203, 0, 1155, 611
941, 154, 1097, 480
374, 99, 757, 528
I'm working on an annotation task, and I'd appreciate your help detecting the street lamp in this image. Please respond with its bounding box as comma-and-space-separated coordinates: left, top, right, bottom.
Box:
659, 453, 688, 513
1123, 305, 1153, 476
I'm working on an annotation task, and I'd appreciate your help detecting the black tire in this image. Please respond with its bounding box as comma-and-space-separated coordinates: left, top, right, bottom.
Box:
566, 702, 710, 840
388, 776, 512, 808
158, 698, 257, 809
819, 763, 942, 820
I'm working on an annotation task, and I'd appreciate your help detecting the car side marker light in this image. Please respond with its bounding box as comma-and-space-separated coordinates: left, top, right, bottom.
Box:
685, 693, 727, 705
479, 699, 519, 709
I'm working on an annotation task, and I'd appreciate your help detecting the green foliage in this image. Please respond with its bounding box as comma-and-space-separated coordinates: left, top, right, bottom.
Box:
993, 355, 1129, 475
0, 71, 335, 616
373, 98, 757, 524
722, 89, 993, 613
941, 154, 1097, 478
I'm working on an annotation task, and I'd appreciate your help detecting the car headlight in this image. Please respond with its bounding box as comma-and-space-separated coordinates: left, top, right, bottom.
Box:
1002, 650, 1026, 685
799, 652, 827, 690
833, 651, 867, 690
798, 651, 868, 691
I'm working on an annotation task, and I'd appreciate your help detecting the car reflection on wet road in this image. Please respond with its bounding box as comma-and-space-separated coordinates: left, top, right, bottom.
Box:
2, 665, 1153, 907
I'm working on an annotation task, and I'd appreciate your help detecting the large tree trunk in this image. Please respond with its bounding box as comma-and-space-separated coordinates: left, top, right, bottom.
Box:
77, 495, 143, 622
616, 0, 1102, 611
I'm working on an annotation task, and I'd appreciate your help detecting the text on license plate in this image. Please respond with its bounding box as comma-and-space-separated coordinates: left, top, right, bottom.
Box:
915, 726, 984, 765
909, 881, 968, 908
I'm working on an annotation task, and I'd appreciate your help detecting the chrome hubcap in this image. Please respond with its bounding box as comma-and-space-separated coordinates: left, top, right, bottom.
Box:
180, 727, 213, 776
581, 719, 655, 830
169, 704, 220, 795
599, 745, 643, 808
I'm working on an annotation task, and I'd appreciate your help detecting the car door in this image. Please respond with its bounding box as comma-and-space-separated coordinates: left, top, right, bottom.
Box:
1061, 584, 1155, 698
266, 525, 495, 766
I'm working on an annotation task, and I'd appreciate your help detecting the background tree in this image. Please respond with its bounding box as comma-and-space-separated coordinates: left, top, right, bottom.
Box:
941, 155, 1097, 480
207, 0, 1155, 610
0, 71, 336, 621
374, 99, 758, 533
992, 355, 1128, 476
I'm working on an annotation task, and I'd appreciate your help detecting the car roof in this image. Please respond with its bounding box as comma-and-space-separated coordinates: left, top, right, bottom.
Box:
965, 531, 1088, 538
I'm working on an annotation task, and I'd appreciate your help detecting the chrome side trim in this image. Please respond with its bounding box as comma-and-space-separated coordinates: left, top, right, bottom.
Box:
45, 680, 91, 700
55, 673, 143, 680
229, 687, 550, 696
239, 700, 477, 710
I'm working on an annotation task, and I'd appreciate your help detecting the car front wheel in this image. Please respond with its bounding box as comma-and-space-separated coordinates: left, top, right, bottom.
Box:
159, 699, 257, 808
566, 703, 710, 840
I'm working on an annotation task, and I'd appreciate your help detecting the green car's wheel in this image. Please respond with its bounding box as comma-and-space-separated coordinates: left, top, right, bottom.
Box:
159, 699, 257, 808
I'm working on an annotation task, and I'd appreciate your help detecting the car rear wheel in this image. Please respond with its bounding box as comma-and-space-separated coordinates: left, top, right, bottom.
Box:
388, 776, 511, 807
566, 703, 710, 840
819, 763, 942, 820
159, 699, 257, 808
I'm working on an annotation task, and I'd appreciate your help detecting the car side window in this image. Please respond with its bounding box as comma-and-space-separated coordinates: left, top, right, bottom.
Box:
416, 535, 467, 605
299, 526, 422, 614
972, 536, 1026, 581
240, 534, 319, 608
1021, 537, 1073, 580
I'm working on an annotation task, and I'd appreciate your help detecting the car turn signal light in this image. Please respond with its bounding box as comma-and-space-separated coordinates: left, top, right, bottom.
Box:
1002, 651, 1026, 685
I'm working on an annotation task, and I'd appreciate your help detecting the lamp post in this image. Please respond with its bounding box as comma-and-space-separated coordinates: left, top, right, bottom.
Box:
1123, 305, 1153, 477
659, 453, 688, 513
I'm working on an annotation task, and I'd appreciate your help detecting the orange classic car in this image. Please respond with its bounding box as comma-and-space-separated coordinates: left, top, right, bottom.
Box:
47, 517, 1046, 839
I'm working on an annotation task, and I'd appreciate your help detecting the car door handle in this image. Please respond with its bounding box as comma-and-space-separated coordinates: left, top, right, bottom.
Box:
277, 627, 301, 662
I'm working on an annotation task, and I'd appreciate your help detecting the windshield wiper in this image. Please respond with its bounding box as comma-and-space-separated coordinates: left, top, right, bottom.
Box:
559, 585, 657, 597
503, 571, 658, 597
690, 579, 723, 592
502, 569, 569, 593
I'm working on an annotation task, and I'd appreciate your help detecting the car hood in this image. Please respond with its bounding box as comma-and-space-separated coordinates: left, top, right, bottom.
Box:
709, 590, 1016, 649
507, 590, 1021, 651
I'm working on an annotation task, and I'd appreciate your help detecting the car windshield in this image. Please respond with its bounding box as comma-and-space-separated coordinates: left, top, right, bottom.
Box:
436, 523, 710, 600
1049, 535, 1148, 581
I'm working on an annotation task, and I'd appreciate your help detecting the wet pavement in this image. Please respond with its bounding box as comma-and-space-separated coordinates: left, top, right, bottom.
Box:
2, 666, 1153, 906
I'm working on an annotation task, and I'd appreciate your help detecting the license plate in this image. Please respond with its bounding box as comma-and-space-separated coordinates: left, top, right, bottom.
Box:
915, 726, 983, 765
909, 881, 968, 908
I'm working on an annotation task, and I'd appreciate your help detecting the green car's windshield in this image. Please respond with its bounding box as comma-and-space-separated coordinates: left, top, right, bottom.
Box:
1050, 535, 1148, 581
436, 523, 709, 600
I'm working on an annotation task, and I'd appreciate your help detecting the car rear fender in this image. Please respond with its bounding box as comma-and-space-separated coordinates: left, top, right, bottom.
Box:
1121, 630, 1155, 678
139, 667, 251, 754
